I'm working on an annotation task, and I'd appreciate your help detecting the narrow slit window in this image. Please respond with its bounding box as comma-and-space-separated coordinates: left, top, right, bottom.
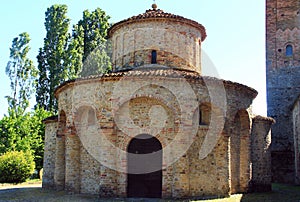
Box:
199, 110, 203, 125
286, 45, 293, 57
151, 50, 157, 64
88, 108, 96, 126
199, 104, 211, 125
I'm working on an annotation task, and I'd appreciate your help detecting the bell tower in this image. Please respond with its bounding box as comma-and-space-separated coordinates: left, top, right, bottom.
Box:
266, 0, 300, 183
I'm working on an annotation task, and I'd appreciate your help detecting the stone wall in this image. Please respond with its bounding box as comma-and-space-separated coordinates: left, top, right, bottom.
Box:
111, 21, 202, 73
41, 67, 263, 198
250, 116, 274, 192
54, 111, 66, 191
266, 0, 300, 183
42, 118, 58, 189
230, 110, 252, 194
293, 97, 300, 184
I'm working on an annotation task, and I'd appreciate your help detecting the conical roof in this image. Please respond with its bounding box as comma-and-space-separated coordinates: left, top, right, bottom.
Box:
108, 5, 207, 41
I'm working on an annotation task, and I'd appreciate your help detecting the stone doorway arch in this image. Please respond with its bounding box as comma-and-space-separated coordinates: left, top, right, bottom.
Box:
127, 134, 162, 198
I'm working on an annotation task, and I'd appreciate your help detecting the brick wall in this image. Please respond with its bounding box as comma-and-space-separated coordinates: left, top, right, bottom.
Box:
293, 97, 300, 184
111, 21, 202, 73
250, 116, 274, 192
42, 120, 57, 189
266, 0, 300, 183
41, 69, 268, 198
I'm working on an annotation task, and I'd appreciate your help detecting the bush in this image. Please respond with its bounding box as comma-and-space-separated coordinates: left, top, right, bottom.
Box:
0, 151, 35, 184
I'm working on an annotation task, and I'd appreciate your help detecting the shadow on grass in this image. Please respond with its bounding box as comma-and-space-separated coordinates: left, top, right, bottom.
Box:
241, 184, 300, 202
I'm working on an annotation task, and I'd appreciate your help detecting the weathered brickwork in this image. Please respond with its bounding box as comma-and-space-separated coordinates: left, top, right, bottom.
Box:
110, 11, 204, 73
42, 117, 58, 189
42, 5, 274, 199
293, 97, 300, 184
250, 116, 274, 192
266, 0, 300, 183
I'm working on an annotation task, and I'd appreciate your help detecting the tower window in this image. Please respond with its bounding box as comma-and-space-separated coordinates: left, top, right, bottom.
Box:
286, 45, 293, 57
151, 50, 157, 64
199, 104, 211, 125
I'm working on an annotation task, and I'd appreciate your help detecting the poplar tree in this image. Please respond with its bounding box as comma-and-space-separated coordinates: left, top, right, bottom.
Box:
36, 5, 112, 111
74, 8, 112, 77
5, 32, 37, 113
36, 5, 74, 112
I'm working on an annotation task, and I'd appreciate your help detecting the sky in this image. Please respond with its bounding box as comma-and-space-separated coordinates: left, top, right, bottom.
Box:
0, 0, 266, 118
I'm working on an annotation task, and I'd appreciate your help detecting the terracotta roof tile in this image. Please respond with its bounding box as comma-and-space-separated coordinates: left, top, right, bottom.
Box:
108, 8, 207, 41
43, 115, 58, 123
54, 67, 257, 99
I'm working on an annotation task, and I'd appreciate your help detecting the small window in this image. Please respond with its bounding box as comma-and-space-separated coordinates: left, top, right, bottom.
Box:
199, 104, 211, 125
88, 108, 96, 126
199, 110, 203, 125
151, 50, 157, 64
286, 45, 293, 57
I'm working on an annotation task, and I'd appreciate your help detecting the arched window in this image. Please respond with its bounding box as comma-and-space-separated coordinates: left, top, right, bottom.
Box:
75, 106, 96, 127
286, 45, 293, 57
151, 50, 157, 64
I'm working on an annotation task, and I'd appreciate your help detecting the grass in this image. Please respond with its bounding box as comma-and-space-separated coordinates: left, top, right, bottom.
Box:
0, 183, 299, 201
0, 178, 42, 187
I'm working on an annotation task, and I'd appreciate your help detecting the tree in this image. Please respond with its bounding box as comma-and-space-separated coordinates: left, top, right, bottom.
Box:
0, 151, 35, 183
36, 48, 49, 111
64, 24, 84, 79
73, 8, 112, 77
5, 32, 37, 113
0, 107, 52, 171
36, 4, 73, 112
36, 5, 112, 111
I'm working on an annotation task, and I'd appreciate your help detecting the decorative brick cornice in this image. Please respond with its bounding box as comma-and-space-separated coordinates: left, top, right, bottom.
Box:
43, 115, 58, 124
252, 115, 275, 124
108, 8, 207, 41
54, 66, 257, 99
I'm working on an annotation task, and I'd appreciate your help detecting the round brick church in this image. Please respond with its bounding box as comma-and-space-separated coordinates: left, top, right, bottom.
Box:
42, 4, 274, 199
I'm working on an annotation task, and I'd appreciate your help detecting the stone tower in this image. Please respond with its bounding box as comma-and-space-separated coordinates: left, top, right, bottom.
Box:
266, 0, 300, 183
109, 5, 206, 74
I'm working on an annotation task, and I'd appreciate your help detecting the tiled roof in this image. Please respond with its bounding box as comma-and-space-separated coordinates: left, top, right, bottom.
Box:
54, 66, 257, 98
43, 115, 58, 123
108, 7, 207, 41
252, 115, 276, 123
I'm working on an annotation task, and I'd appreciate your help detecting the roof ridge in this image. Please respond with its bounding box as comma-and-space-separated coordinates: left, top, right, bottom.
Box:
108, 8, 207, 41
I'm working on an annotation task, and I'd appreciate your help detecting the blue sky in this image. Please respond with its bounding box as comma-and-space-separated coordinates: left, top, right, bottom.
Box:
0, 0, 266, 118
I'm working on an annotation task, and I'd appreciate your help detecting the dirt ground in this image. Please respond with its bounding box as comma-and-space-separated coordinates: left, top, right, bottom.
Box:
0, 183, 300, 202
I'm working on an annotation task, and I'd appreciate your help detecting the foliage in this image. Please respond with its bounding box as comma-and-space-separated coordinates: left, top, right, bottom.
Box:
5, 32, 37, 112
35, 4, 73, 112
3, 4, 112, 174
0, 151, 35, 184
35, 48, 49, 111
36, 5, 112, 112
0, 107, 52, 171
72, 8, 112, 77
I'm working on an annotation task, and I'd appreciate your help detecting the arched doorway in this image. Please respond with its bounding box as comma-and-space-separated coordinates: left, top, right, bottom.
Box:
127, 134, 162, 198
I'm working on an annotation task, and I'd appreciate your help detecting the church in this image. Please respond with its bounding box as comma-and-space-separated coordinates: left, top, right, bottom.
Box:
42, 3, 274, 198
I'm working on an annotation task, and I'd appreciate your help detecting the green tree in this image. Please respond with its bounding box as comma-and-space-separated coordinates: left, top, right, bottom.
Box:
74, 8, 112, 77
64, 24, 84, 79
5, 32, 37, 113
0, 107, 52, 171
36, 4, 73, 112
0, 151, 35, 183
36, 5, 112, 111
36, 48, 49, 111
